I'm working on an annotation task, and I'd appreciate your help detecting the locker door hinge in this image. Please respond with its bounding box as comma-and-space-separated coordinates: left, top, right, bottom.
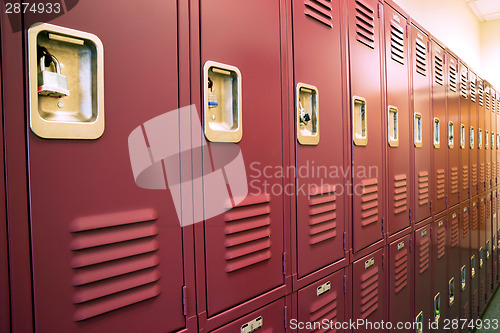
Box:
182, 285, 188, 316
406, 24, 409, 38
430, 201, 433, 213
344, 274, 347, 293
284, 305, 288, 328
343, 232, 346, 251
409, 238, 412, 253
382, 253, 385, 269
446, 195, 448, 207
282, 252, 287, 275
377, 2, 382, 18
469, 187, 471, 197
409, 208, 412, 222
382, 218, 385, 233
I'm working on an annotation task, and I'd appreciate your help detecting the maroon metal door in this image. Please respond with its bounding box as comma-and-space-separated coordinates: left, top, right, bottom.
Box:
470, 196, 480, 319
447, 209, 460, 324
459, 202, 471, 329
388, 234, 413, 332
479, 193, 487, 312
199, 0, 285, 316
297, 269, 345, 332
446, 52, 460, 207
430, 40, 447, 215
347, 0, 384, 251
384, 3, 410, 235
486, 192, 492, 302
485, 83, 492, 190
478, 78, 486, 193
491, 88, 496, 188
459, 62, 470, 202
292, 0, 346, 278
432, 215, 448, 322
352, 247, 386, 325
210, 298, 286, 332
415, 221, 432, 332
470, 72, 479, 197
23, 2, 191, 332
410, 24, 432, 223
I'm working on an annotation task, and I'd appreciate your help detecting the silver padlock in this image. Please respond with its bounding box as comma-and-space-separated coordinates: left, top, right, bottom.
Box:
38, 55, 70, 98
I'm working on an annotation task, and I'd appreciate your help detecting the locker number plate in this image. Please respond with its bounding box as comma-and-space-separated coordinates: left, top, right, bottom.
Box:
317, 281, 331, 296
365, 258, 375, 269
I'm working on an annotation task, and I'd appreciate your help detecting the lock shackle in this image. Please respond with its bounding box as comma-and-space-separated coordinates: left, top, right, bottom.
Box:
40, 55, 62, 74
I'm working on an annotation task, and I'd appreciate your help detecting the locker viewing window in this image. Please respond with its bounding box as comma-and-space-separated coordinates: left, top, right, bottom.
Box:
388, 106, 399, 147
448, 121, 454, 148
478, 129, 483, 149
470, 127, 475, 148
460, 124, 466, 149
353, 96, 367, 146
414, 113, 423, 148
433, 118, 440, 148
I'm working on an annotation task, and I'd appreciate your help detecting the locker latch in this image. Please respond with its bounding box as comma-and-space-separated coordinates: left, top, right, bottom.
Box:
460, 124, 466, 149
353, 96, 368, 146
433, 292, 441, 324
461, 265, 466, 291
297, 83, 319, 145
478, 128, 483, 149
448, 121, 454, 148
433, 117, 440, 148
486, 241, 490, 260
470, 127, 475, 148
448, 278, 455, 307
471, 255, 476, 278
388, 106, 399, 147
479, 248, 484, 268
415, 311, 424, 333
414, 113, 422, 148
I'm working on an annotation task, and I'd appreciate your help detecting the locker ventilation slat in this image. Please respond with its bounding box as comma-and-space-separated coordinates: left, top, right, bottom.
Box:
308, 185, 337, 245
418, 171, 429, 206
394, 248, 408, 293
437, 223, 446, 259
478, 81, 484, 107
486, 88, 491, 110
472, 163, 477, 188
487, 162, 491, 185
360, 265, 379, 319
309, 289, 338, 327
460, 69, 468, 99
462, 302, 469, 319
451, 167, 458, 194
360, 178, 379, 226
462, 207, 469, 238
418, 231, 430, 274
473, 290, 478, 316
70, 209, 161, 322
462, 165, 469, 192
451, 214, 459, 247
224, 194, 272, 273
393, 174, 407, 214
415, 39, 427, 76
480, 201, 484, 229
471, 203, 478, 231
449, 64, 457, 92
434, 54, 444, 86
480, 162, 485, 185
304, 0, 333, 28
470, 79, 476, 103
390, 21, 405, 65
436, 169, 445, 199
354, 0, 375, 49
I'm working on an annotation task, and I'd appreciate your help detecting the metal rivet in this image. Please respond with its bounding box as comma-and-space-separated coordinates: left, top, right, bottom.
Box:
57, 101, 65, 108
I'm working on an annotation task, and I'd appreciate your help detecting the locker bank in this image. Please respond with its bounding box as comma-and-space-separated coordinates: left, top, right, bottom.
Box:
1, 0, 500, 332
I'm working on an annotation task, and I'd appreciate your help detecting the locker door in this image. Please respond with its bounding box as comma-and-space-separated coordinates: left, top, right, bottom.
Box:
388, 234, 413, 332
24, 2, 190, 332
479, 193, 487, 311
432, 215, 448, 322
0, 61, 8, 333
459, 202, 471, 329
491, 88, 496, 188
293, 0, 346, 278
430, 40, 447, 214
384, 4, 410, 235
211, 298, 286, 332
447, 210, 460, 323
486, 192, 492, 302
459, 63, 470, 202
470, 72, 479, 196
478, 78, 486, 193
199, 0, 285, 316
485, 84, 492, 190
497, 93, 500, 185
414, 222, 432, 332
410, 24, 432, 223
470, 197, 480, 319
446, 53, 460, 207
297, 269, 346, 332
352, 248, 386, 325
347, 0, 384, 251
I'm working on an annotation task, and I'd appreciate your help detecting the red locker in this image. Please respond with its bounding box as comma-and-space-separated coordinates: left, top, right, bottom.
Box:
352, 247, 386, 326
432, 215, 448, 323
19, 2, 194, 332
414, 221, 432, 332
470, 71, 479, 196
470, 196, 480, 319
478, 78, 486, 193
446, 52, 460, 207
459, 62, 470, 202
485, 83, 492, 190
485, 191, 493, 304
447, 209, 460, 324
497, 92, 500, 185
491, 88, 496, 187
388, 234, 413, 332
292, 0, 346, 279
383, 2, 411, 235
296, 269, 346, 332
430, 40, 447, 214
347, 0, 384, 251
210, 298, 287, 332
459, 202, 471, 329
410, 23, 432, 223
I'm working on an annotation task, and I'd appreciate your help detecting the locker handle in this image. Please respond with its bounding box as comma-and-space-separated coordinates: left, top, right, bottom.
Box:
433, 117, 440, 148
414, 113, 422, 148
353, 96, 367, 146
387, 106, 399, 147
471, 255, 476, 278
448, 278, 455, 307
448, 121, 454, 148
486, 240, 490, 259
460, 265, 466, 291
297, 83, 319, 145
470, 127, 475, 149
478, 128, 483, 149
415, 311, 424, 333
460, 124, 465, 149
479, 247, 484, 268
486, 130, 489, 148
491, 133, 495, 149
433, 292, 441, 324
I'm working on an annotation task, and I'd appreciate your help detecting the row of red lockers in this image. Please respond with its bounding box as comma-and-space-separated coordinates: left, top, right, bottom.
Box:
1, 0, 500, 332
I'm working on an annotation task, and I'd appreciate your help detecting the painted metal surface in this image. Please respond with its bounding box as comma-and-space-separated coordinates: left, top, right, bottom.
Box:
347, 0, 384, 251
430, 40, 447, 215
384, 3, 411, 235
459, 201, 471, 328
292, 0, 346, 278
485, 83, 492, 190
485, 191, 493, 302
410, 23, 432, 223
446, 52, 460, 207
447, 209, 460, 324
470, 196, 480, 319
432, 214, 448, 322
459, 62, 470, 202
478, 78, 486, 193
388, 234, 413, 332
414, 221, 433, 332
470, 71, 479, 197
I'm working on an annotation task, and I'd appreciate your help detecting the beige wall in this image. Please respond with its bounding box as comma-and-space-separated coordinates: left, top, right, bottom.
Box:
393, 0, 500, 88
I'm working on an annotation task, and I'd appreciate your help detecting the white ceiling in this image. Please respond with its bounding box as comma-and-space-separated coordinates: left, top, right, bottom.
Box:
466, 0, 500, 21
